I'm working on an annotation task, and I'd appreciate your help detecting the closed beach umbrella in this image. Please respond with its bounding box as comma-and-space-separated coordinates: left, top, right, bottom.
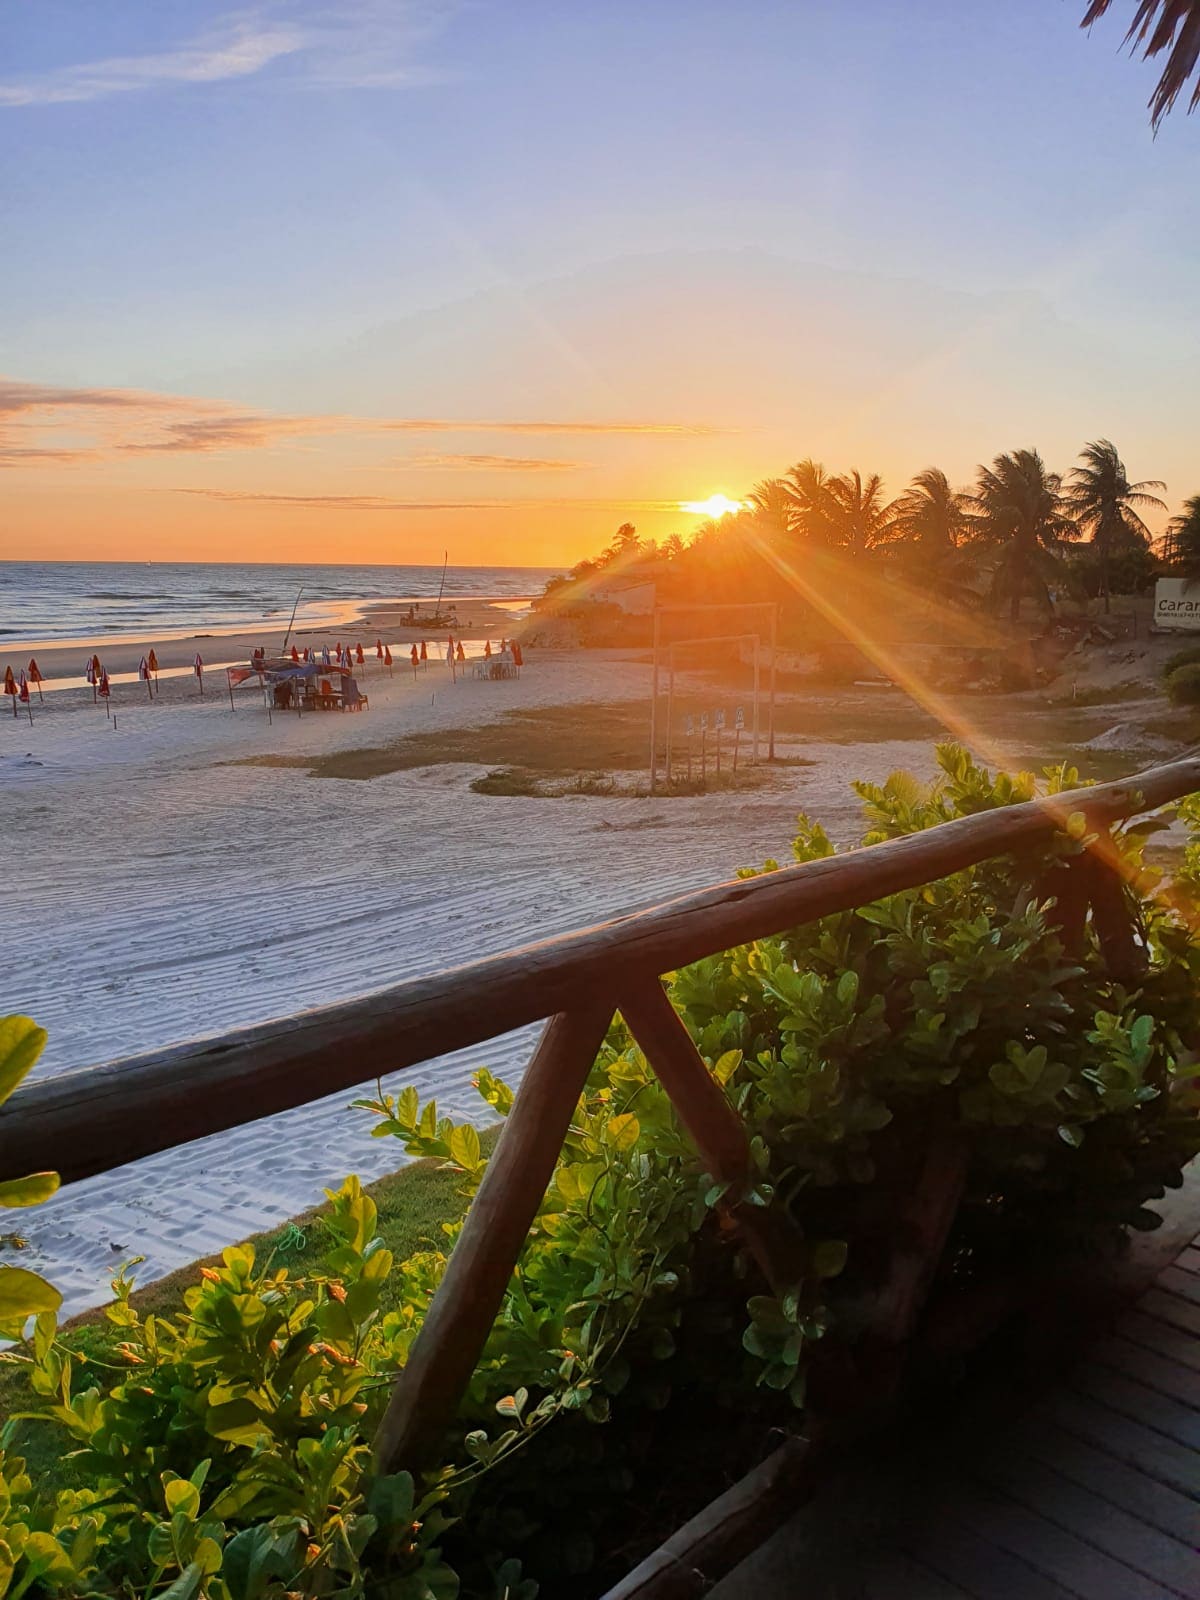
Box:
419, 639, 428, 663
322, 645, 331, 667
27, 658, 44, 702
356, 642, 365, 665
194, 653, 204, 696
375, 638, 383, 660
139, 655, 152, 700
17, 672, 32, 725
147, 648, 159, 688
3, 666, 16, 718
484, 639, 492, 660
291, 645, 300, 663
410, 644, 419, 675
85, 657, 97, 703
98, 667, 112, 718
384, 645, 393, 674
512, 640, 524, 670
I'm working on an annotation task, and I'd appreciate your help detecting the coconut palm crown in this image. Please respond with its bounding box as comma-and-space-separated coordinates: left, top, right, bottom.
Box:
1065, 438, 1166, 611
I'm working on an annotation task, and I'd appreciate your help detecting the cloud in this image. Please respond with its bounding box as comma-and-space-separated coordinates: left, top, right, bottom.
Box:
0, 445, 98, 466
178, 488, 673, 511
0, 4, 453, 109
405, 453, 588, 472
386, 418, 724, 436
0, 374, 725, 465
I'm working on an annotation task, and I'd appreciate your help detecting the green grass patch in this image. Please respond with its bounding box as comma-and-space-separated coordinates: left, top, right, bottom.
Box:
0, 1131, 498, 1472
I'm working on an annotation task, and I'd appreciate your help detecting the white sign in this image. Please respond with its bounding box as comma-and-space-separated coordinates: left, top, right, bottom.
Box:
715, 710, 726, 730
1155, 579, 1200, 631
735, 706, 745, 729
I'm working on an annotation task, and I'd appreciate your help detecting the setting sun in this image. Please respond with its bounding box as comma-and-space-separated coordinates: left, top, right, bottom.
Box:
679, 494, 746, 518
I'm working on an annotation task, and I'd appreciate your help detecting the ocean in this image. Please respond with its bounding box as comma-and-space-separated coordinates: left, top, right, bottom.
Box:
0, 560, 561, 645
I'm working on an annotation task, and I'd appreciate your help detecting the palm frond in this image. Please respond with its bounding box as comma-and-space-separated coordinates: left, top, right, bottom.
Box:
1082, 1, 1200, 126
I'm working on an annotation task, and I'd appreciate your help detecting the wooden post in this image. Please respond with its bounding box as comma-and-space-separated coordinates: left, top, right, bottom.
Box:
649, 608, 661, 794
665, 644, 675, 789
768, 606, 778, 761
1088, 830, 1148, 983
619, 977, 805, 1293
373, 999, 614, 1472
752, 633, 761, 763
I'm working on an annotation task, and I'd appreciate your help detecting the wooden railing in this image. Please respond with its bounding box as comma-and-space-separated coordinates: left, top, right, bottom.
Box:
5, 758, 1200, 1478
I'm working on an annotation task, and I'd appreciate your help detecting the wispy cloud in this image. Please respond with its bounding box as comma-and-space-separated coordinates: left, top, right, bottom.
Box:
0, 4, 453, 109
178, 488, 674, 511
386, 418, 724, 436
0, 374, 725, 464
405, 452, 589, 472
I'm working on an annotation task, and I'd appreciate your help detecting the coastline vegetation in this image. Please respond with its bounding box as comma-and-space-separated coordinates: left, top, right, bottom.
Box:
3, 747, 1200, 1596
540, 440, 1190, 628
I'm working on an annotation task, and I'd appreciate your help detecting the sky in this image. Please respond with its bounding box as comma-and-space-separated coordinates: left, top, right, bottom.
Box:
1, 1, 1197, 567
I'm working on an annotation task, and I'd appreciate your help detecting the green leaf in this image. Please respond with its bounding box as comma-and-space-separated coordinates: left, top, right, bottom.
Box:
0, 1265, 61, 1319
1056, 1123, 1084, 1149
448, 1123, 481, 1171
812, 1240, 849, 1280
606, 1113, 640, 1152
164, 1476, 202, 1518
0, 1172, 59, 1209
0, 1016, 47, 1107
156, 1565, 206, 1600
206, 1398, 267, 1444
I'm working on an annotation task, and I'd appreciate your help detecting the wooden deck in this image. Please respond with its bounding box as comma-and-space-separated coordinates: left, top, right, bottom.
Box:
714, 1233, 1200, 1600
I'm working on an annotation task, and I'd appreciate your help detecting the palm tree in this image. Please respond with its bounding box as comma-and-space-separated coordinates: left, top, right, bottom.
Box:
1161, 494, 1200, 580
661, 531, 688, 561
968, 448, 1076, 622
1065, 439, 1166, 612
825, 470, 900, 557
746, 478, 796, 548
1081, 3, 1200, 127
781, 458, 838, 544
892, 467, 972, 553
603, 522, 642, 566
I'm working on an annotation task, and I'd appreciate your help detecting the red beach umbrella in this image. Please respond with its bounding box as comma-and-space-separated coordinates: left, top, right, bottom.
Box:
3, 666, 17, 718
291, 645, 300, 663
139, 656, 153, 700
419, 639, 428, 663
512, 641, 524, 669
456, 640, 465, 662
410, 644, 419, 675
194, 653, 204, 696
375, 638, 383, 660
384, 645, 393, 675
17, 673, 32, 725
355, 643, 365, 665
85, 657, 97, 703
98, 667, 112, 719
27, 658, 44, 702
484, 639, 492, 660
147, 648, 159, 690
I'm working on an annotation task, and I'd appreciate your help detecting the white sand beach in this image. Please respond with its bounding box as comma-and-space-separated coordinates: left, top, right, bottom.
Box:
3, 617, 941, 1318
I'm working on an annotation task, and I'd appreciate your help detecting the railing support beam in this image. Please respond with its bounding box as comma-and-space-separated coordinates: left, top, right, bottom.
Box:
373, 999, 614, 1474
619, 976, 806, 1295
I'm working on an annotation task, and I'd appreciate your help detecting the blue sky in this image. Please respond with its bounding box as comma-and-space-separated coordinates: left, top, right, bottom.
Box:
1, 2, 1196, 563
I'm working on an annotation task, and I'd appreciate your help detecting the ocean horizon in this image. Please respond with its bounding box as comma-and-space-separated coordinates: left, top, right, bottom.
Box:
0, 559, 562, 644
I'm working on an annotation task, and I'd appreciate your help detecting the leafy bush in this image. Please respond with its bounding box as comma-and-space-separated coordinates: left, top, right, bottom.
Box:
1162, 644, 1200, 681
4, 744, 1200, 1596
1166, 662, 1200, 705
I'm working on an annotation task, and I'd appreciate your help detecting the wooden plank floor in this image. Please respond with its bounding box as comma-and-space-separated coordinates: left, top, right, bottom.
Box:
868, 1231, 1200, 1600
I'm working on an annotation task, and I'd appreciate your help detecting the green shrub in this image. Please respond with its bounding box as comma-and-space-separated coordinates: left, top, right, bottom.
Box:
1162, 644, 1200, 681
5, 743, 1200, 1596
1166, 662, 1200, 705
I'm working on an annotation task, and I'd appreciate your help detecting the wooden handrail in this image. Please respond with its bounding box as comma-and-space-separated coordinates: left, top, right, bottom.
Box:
5, 757, 1198, 1187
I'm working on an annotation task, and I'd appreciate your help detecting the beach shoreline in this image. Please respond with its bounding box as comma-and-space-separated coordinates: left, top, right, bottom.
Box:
4, 592, 537, 681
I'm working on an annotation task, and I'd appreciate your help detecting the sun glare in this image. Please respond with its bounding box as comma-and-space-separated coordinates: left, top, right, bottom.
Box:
679, 493, 745, 518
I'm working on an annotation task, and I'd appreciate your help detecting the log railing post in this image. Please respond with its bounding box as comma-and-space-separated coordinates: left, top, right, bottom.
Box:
618, 976, 806, 1294
373, 999, 614, 1473
1088, 829, 1148, 983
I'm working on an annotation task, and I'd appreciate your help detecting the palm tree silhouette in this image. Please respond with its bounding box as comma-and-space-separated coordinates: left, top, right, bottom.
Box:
824, 470, 900, 557
968, 449, 1076, 622
1065, 440, 1165, 613
892, 467, 977, 598
1161, 494, 1200, 580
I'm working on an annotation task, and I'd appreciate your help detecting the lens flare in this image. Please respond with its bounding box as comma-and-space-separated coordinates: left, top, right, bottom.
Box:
680, 494, 745, 518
